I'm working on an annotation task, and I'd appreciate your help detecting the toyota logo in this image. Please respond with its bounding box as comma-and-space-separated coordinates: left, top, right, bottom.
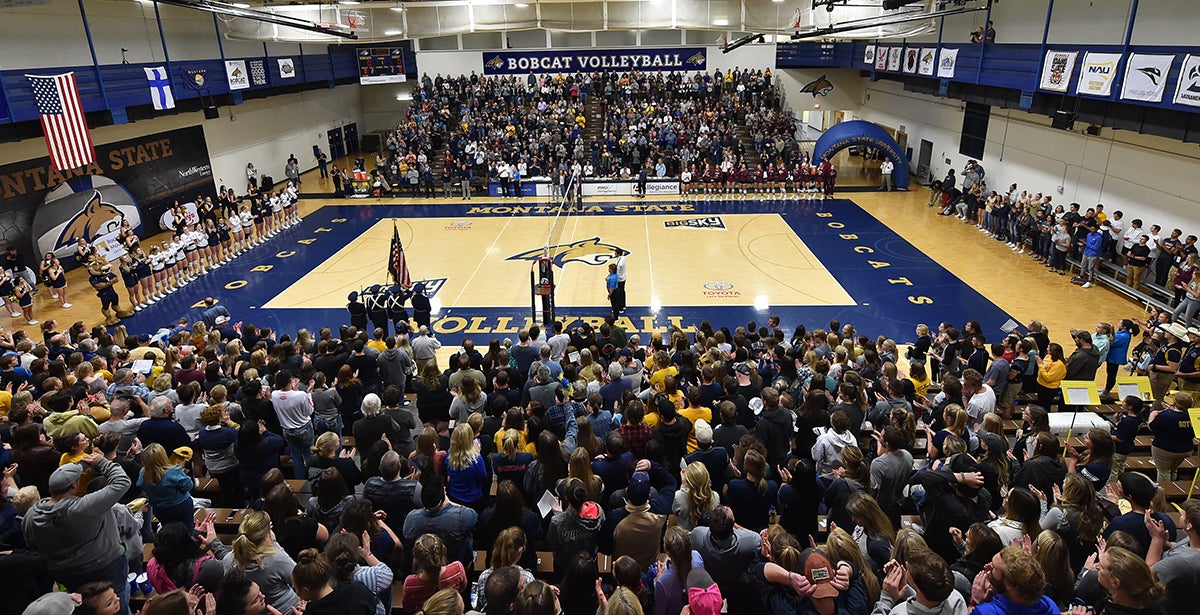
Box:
703, 281, 734, 291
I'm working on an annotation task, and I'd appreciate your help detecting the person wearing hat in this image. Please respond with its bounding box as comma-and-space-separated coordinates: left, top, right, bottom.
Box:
86, 257, 123, 326
22, 452, 133, 615
365, 284, 389, 336
410, 283, 432, 330
1175, 326, 1200, 393
684, 419, 731, 495
346, 291, 368, 331
605, 470, 668, 571
1148, 391, 1198, 485
682, 568, 723, 615
1147, 323, 1187, 401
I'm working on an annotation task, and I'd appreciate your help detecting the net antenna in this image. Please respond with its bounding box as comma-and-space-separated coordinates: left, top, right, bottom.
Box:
530, 171, 581, 328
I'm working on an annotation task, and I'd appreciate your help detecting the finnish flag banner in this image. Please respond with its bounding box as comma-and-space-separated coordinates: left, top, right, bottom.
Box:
144, 66, 175, 110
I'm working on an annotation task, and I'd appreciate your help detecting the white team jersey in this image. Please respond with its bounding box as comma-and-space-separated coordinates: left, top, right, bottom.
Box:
181, 233, 196, 250
195, 230, 210, 248
270, 196, 282, 212
168, 242, 182, 261
229, 217, 243, 234
150, 253, 164, 270
240, 212, 253, 228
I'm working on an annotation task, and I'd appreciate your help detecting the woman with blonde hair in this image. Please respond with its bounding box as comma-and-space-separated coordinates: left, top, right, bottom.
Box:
603, 587, 643, 615
401, 534, 468, 612
418, 589, 464, 615
824, 526, 881, 605
1032, 530, 1075, 608
472, 527, 536, 613
309, 431, 362, 489
231, 510, 300, 614
411, 425, 448, 478
490, 427, 534, 487
139, 442, 197, 530
563, 446, 603, 502
148, 372, 180, 404
1033, 472, 1104, 571
927, 404, 968, 460
1077, 546, 1167, 615
671, 462, 718, 531
845, 491, 895, 578
447, 423, 488, 509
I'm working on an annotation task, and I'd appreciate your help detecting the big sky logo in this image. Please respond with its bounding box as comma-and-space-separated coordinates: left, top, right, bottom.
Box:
507, 237, 624, 268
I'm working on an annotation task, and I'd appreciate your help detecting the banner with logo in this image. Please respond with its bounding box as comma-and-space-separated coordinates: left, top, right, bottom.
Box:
1076, 52, 1121, 97
887, 47, 902, 72
1123, 54, 1171, 103
1173, 54, 1200, 107
903, 48, 919, 74
0, 126, 214, 266
1039, 50, 1078, 92
919, 48, 937, 76
1121, 53, 1174, 103
225, 60, 249, 90
937, 48, 958, 78
481, 48, 707, 75
864, 45, 876, 66
875, 48, 889, 71
278, 58, 296, 79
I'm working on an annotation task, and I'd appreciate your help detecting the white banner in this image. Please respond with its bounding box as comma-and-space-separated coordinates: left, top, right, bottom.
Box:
225, 60, 249, 91
875, 48, 888, 71
864, 45, 876, 66
919, 48, 937, 76
937, 48, 958, 78
278, 58, 296, 79
1173, 54, 1200, 107
1040, 50, 1078, 92
887, 47, 902, 72
1121, 53, 1174, 103
1076, 52, 1121, 97
581, 180, 680, 196
903, 48, 919, 74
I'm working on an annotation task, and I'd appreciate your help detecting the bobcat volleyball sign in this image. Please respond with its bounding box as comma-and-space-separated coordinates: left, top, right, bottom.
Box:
0, 126, 215, 266
482, 47, 707, 75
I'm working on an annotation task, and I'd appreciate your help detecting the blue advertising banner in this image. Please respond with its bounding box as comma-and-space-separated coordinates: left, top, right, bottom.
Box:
482, 47, 708, 75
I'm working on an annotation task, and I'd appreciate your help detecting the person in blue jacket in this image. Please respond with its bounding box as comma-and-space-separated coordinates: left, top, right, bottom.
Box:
138, 443, 197, 531
1102, 319, 1138, 398
971, 546, 1060, 615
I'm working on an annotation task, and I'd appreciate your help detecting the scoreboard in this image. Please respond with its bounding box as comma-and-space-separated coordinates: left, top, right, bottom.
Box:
358, 48, 407, 85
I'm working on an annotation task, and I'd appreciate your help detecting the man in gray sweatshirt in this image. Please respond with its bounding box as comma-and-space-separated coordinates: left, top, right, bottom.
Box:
871, 550, 968, 615
23, 453, 132, 615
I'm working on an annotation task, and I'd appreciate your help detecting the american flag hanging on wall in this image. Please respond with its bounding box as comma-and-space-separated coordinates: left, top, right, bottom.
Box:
25, 72, 96, 171
389, 221, 412, 288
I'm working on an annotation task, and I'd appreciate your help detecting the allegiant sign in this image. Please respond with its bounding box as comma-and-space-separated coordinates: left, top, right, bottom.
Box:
482, 47, 707, 75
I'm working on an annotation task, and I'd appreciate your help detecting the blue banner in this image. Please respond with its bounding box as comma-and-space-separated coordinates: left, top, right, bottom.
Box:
482, 47, 708, 75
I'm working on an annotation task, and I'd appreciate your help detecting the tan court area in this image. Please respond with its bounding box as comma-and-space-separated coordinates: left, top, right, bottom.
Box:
263, 213, 854, 311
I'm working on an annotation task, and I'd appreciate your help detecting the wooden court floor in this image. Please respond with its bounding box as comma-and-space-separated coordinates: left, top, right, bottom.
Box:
43, 157, 1143, 367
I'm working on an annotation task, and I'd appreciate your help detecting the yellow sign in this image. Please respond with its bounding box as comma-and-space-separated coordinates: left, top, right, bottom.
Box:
1188, 408, 1200, 440
1114, 376, 1153, 402
1060, 380, 1101, 406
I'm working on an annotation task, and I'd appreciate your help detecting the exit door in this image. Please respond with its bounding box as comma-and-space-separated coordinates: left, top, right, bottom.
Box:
327, 128, 345, 161
343, 123, 360, 154
917, 139, 933, 184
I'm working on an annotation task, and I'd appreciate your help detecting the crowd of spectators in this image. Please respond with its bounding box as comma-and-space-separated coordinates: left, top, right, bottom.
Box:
0, 303, 1198, 615
927, 161, 1199, 313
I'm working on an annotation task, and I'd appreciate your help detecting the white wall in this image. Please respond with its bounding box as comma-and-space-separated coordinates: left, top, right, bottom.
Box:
776, 68, 865, 122
853, 80, 1200, 238
0, 86, 362, 193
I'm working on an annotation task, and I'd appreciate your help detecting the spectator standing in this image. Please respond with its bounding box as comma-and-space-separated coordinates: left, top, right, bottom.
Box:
272, 370, 315, 478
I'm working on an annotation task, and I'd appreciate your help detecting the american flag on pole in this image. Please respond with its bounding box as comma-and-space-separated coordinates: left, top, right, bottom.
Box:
26, 72, 96, 171
388, 222, 411, 288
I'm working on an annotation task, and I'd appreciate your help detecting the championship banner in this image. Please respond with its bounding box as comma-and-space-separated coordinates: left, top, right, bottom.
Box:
887, 47, 902, 72
1040, 50, 1078, 92
864, 45, 876, 66
1173, 54, 1200, 107
875, 48, 889, 71
937, 48, 958, 78
0, 126, 215, 266
482, 47, 707, 75
278, 58, 297, 79
1076, 52, 1121, 97
225, 60, 249, 90
919, 48, 937, 76
1120, 53, 1173, 103
903, 48, 919, 74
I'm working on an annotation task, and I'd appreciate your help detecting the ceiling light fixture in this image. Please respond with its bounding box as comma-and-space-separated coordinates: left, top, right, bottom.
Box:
514, 2, 529, 7
384, 29, 402, 35
712, 18, 728, 26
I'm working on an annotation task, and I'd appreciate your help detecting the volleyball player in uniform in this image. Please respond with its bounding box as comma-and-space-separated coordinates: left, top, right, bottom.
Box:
269, 191, 283, 235
133, 248, 154, 302
285, 181, 301, 226
119, 254, 144, 310
217, 217, 232, 265
149, 245, 166, 298
13, 276, 35, 325
0, 269, 18, 318
239, 205, 255, 248
680, 165, 694, 200
192, 223, 210, 275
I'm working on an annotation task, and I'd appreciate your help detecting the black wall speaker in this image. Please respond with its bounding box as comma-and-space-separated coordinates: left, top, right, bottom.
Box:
1051, 110, 1076, 130
203, 106, 219, 120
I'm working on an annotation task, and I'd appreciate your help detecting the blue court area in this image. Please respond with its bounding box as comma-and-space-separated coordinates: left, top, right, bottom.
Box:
119, 198, 1015, 347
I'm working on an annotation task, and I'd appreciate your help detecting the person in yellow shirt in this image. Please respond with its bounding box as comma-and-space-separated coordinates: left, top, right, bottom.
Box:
679, 387, 713, 453
1035, 342, 1067, 410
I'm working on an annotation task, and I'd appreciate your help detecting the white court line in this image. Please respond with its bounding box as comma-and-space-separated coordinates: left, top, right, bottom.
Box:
447, 210, 519, 309
643, 212, 656, 304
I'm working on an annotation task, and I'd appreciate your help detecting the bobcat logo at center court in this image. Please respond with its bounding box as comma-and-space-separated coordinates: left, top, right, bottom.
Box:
801, 75, 834, 97
506, 237, 624, 268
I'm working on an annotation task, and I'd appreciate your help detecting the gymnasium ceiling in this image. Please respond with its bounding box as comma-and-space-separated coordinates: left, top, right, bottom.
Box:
202, 0, 950, 43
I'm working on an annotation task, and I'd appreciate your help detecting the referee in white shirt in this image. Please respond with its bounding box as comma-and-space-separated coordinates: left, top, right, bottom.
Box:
613, 246, 627, 313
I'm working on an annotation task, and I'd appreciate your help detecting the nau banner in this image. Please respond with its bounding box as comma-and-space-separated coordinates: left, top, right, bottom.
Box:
1076, 52, 1121, 97
1040, 50, 1078, 92
1121, 53, 1173, 103
0, 126, 214, 266
482, 47, 707, 75
1173, 54, 1200, 107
